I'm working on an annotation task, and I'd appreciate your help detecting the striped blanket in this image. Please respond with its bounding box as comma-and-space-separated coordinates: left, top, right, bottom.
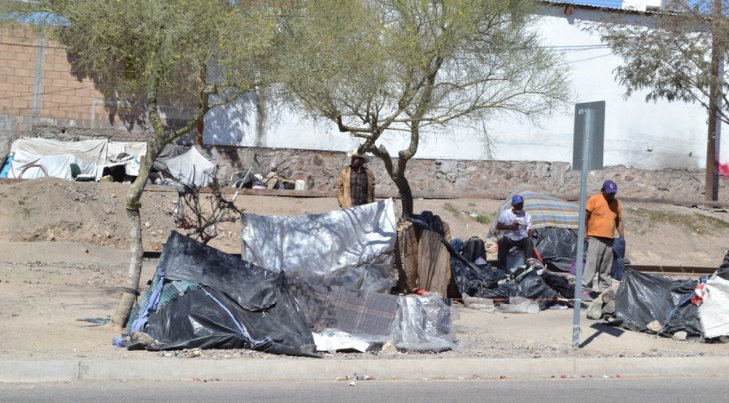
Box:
492, 190, 579, 231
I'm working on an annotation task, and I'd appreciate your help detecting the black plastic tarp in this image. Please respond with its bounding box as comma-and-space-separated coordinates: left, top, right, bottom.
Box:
615, 268, 701, 337
449, 255, 504, 298
449, 257, 560, 308
138, 231, 319, 357
534, 227, 577, 272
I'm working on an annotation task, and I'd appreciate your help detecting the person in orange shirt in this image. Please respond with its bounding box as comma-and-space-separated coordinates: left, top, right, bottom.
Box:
583, 180, 625, 297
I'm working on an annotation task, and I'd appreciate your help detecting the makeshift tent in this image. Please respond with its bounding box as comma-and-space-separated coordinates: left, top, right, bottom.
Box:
491, 190, 579, 272
240, 200, 454, 352
615, 268, 701, 338
125, 231, 319, 357
152, 144, 215, 187
240, 199, 398, 292
1, 137, 146, 181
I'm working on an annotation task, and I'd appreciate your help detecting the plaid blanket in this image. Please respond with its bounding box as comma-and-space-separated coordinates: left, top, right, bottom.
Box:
289, 278, 398, 337
492, 190, 579, 231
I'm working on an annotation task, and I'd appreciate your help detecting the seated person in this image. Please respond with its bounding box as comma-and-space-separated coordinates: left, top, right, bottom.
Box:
495, 195, 535, 270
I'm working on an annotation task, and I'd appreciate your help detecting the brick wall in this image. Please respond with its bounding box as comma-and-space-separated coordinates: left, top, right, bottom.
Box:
0, 27, 35, 119
0, 27, 106, 125
0, 26, 148, 156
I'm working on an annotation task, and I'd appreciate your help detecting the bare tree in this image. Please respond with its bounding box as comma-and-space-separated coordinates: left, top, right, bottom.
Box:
174, 170, 244, 244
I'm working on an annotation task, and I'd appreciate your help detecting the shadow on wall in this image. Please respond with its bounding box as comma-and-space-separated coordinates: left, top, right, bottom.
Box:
204, 92, 259, 147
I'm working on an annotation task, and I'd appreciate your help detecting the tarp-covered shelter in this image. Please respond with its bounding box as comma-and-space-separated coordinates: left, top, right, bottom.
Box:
126, 231, 319, 357
1, 137, 146, 181
152, 144, 215, 187
491, 190, 579, 272
615, 268, 702, 338
240, 199, 454, 352
241, 199, 398, 292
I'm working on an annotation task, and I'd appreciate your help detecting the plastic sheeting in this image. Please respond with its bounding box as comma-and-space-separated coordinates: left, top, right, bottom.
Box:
699, 260, 729, 338
128, 231, 319, 357
313, 328, 373, 352
615, 268, 701, 337
449, 256, 562, 309
390, 294, 454, 352
450, 257, 503, 298
241, 199, 398, 292
534, 227, 578, 272
4, 137, 145, 180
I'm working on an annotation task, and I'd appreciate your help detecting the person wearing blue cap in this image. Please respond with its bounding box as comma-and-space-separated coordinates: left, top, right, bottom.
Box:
495, 194, 535, 270
583, 179, 624, 297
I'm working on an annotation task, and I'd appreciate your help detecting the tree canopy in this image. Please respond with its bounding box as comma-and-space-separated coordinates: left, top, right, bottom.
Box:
276, 0, 569, 216
588, 0, 729, 200
0, 0, 281, 326
589, 0, 729, 123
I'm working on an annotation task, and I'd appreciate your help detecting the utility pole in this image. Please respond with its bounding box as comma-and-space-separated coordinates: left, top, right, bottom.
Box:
706, 0, 722, 202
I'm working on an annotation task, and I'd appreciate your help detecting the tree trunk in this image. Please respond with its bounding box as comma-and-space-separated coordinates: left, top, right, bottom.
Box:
706, 0, 723, 202
110, 154, 152, 330
396, 175, 414, 218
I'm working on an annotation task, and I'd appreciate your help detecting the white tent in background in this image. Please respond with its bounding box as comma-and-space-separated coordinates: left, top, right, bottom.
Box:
152, 145, 216, 188
2, 137, 146, 181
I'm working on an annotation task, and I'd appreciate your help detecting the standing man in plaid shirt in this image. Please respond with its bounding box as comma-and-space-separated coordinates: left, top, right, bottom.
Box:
337, 150, 375, 208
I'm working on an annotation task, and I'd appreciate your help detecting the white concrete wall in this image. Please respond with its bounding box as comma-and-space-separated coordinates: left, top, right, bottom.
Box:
203, 5, 727, 171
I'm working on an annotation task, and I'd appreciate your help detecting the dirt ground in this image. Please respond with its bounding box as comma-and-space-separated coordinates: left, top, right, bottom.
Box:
1, 178, 729, 361
2, 178, 729, 266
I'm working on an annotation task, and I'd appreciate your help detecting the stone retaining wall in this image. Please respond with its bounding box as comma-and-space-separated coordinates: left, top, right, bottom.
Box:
202, 146, 723, 204
5, 127, 725, 203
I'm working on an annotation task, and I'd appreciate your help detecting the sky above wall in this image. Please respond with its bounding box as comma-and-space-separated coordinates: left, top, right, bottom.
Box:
562, 0, 624, 8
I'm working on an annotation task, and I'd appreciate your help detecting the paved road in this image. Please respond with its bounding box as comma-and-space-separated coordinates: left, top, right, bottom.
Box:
1, 378, 726, 403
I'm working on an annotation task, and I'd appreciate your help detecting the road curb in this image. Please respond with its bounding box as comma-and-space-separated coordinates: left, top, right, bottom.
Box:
0, 360, 80, 383
3, 356, 729, 383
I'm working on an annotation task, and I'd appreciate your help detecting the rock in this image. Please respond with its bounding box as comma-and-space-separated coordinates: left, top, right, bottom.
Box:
381, 341, 398, 354
603, 300, 616, 316
130, 332, 155, 346
586, 296, 604, 320
646, 320, 663, 333
672, 331, 688, 341
144, 221, 151, 228
602, 286, 618, 303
